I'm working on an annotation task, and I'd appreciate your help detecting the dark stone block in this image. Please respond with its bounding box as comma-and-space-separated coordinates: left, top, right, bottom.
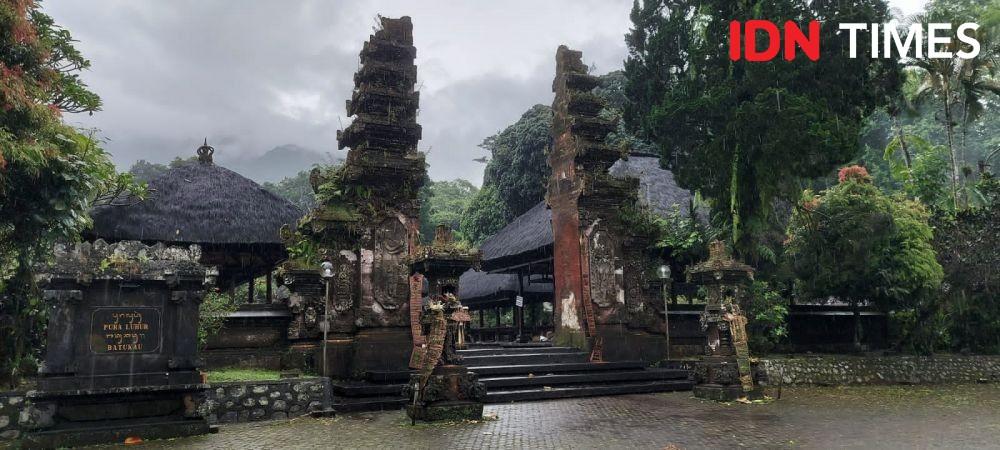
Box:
406, 401, 483, 422
693, 384, 744, 402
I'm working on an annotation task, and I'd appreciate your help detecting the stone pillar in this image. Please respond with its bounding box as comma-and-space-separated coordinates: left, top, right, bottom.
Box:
290, 16, 426, 378
547, 46, 641, 356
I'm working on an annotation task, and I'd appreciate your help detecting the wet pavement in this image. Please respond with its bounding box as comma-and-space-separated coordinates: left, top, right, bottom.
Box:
101, 384, 999, 449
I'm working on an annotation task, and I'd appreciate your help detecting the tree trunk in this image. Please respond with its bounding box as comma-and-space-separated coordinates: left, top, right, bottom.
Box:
892, 114, 913, 176
852, 300, 861, 353
943, 81, 961, 209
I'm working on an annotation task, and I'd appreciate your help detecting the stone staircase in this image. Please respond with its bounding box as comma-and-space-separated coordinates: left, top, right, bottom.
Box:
329, 342, 691, 412
330, 370, 410, 413
463, 343, 691, 403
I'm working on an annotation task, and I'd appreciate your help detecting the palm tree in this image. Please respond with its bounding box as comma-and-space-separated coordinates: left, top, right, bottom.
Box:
911, 52, 962, 209
955, 23, 1000, 205
909, 0, 1000, 209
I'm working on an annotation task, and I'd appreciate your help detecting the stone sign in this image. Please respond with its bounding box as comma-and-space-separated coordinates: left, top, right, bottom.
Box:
22, 240, 217, 448
90, 307, 162, 354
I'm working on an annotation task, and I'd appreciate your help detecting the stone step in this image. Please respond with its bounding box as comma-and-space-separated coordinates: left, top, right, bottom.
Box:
461, 352, 589, 366
364, 370, 413, 383
457, 346, 580, 356
485, 380, 693, 403
479, 369, 689, 389
467, 342, 554, 349
333, 396, 408, 413
468, 360, 647, 377
331, 381, 405, 397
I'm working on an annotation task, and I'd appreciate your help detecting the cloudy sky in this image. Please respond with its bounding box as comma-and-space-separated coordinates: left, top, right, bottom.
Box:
44, 0, 927, 185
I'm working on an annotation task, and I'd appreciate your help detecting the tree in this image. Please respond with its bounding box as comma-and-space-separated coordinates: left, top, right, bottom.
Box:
910, 0, 1000, 209
932, 174, 1000, 353
418, 179, 478, 243
263, 169, 317, 211
463, 73, 654, 245
127, 156, 197, 183
624, 0, 901, 263
480, 104, 552, 219
0, 1, 139, 386
784, 166, 943, 350
460, 185, 512, 245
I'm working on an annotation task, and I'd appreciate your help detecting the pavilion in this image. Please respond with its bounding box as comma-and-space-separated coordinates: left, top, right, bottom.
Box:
86, 140, 304, 301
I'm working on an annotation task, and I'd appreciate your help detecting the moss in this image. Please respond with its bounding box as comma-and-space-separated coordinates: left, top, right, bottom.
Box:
206, 368, 282, 383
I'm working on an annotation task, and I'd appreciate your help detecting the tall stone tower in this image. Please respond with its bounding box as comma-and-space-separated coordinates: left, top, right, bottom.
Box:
547, 46, 647, 359
294, 16, 425, 377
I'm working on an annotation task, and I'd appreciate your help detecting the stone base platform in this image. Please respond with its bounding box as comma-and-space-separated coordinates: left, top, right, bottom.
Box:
406, 401, 484, 422
22, 417, 213, 448
693, 384, 744, 402
403, 365, 486, 422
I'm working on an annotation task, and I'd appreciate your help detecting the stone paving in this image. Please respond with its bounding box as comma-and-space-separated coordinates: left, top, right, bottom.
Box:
97, 384, 1000, 449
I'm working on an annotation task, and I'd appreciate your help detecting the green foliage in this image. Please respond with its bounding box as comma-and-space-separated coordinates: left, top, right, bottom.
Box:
263, 169, 317, 211
460, 185, 512, 245
624, 0, 901, 263
746, 281, 790, 354
784, 168, 943, 349
0, 2, 141, 387
198, 290, 240, 349
905, 0, 1000, 209
480, 104, 552, 219
619, 203, 714, 267
206, 368, 281, 383
418, 179, 478, 243
931, 175, 1000, 353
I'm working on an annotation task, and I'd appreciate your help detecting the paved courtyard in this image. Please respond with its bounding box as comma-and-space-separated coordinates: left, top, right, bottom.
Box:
103, 384, 999, 449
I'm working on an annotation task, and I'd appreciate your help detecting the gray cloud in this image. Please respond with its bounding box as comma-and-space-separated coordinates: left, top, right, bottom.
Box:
43, 0, 922, 185
44, 0, 631, 185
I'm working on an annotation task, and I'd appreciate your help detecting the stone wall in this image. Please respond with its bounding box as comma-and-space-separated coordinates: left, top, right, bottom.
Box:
197, 377, 330, 424
757, 355, 1000, 386
0, 391, 25, 442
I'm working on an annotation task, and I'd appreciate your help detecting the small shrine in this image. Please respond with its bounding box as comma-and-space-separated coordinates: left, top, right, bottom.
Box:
25, 240, 218, 447
687, 240, 756, 401
403, 225, 486, 422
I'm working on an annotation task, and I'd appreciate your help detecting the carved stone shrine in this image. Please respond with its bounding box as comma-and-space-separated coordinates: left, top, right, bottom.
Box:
287, 15, 426, 378
687, 241, 756, 401
404, 225, 486, 421
24, 240, 217, 447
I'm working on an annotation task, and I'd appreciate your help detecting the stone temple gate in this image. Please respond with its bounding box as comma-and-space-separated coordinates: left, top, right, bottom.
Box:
282, 18, 685, 379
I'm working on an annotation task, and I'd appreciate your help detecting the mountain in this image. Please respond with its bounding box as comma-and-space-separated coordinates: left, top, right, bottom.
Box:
224, 144, 342, 183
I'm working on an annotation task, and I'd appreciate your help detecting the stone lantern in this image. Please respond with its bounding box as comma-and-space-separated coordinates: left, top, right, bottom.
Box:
403, 224, 486, 422
687, 240, 755, 401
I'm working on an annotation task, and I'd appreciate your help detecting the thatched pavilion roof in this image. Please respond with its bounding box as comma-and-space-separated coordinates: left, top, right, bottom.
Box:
85, 142, 304, 289
458, 269, 552, 308
478, 155, 693, 272
88, 147, 302, 246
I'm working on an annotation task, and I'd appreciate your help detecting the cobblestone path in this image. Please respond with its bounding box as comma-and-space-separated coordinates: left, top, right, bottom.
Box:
99, 384, 1000, 449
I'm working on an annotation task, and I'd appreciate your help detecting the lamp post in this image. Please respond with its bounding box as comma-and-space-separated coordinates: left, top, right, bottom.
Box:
657, 264, 672, 361
319, 259, 335, 378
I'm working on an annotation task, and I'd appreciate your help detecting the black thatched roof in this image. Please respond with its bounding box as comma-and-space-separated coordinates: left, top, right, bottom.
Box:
88, 160, 302, 245
608, 155, 693, 216
458, 269, 553, 307
477, 155, 693, 271
479, 201, 554, 271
